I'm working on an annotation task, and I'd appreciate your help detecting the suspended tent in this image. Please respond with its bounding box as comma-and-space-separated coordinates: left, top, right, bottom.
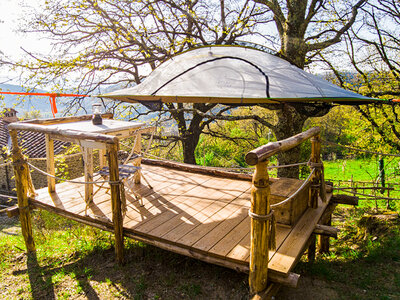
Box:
100, 44, 380, 106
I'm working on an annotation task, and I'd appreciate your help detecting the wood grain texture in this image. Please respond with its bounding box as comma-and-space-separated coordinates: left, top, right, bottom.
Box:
10, 129, 36, 252
107, 143, 124, 265
245, 127, 320, 165
249, 161, 270, 295
31, 164, 333, 285
45, 134, 56, 193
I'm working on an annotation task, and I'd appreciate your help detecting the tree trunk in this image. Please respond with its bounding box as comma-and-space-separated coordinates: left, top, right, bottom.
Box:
273, 104, 308, 178
182, 131, 201, 165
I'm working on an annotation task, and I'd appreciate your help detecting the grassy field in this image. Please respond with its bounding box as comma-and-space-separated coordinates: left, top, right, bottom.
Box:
322, 158, 400, 211
1, 158, 400, 299
1, 207, 399, 299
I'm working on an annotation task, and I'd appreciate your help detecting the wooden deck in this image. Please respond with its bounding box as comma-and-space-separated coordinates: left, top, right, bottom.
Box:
33, 164, 331, 279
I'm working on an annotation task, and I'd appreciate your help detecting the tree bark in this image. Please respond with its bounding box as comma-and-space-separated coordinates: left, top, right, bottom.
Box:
273, 104, 308, 178
182, 131, 201, 165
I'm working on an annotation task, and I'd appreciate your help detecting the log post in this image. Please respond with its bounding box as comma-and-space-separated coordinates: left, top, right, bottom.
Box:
9, 129, 36, 253
308, 234, 316, 262
99, 149, 107, 169
107, 142, 124, 265
309, 134, 322, 208
249, 160, 270, 296
133, 132, 142, 184
83, 147, 94, 205
318, 203, 337, 254
45, 134, 56, 193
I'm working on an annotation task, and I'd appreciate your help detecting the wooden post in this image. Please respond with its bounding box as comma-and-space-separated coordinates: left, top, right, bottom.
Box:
249, 160, 270, 296
45, 134, 56, 193
9, 129, 36, 253
83, 147, 94, 204
107, 142, 124, 265
309, 135, 322, 208
99, 149, 107, 169
318, 203, 337, 254
308, 234, 316, 262
133, 132, 142, 184
319, 218, 331, 254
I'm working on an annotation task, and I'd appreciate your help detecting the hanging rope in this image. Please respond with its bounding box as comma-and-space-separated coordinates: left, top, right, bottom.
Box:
270, 168, 316, 208
248, 209, 276, 250
26, 162, 120, 185
142, 152, 309, 172
0, 193, 17, 200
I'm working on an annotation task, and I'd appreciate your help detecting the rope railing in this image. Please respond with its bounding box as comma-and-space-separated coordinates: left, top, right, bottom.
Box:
270, 168, 316, 208
0, 193, 17, 200
26, 162, 121, 185
142, 152, 309, 171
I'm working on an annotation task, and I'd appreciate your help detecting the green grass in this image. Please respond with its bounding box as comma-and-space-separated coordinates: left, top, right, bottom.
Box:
0, 210, 250, 299
1, 157, 400, 298
321, 158, 400, 211
294, 207, 400, 299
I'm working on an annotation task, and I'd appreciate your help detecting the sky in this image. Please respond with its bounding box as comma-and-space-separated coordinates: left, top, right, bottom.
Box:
0, 0, 50, 82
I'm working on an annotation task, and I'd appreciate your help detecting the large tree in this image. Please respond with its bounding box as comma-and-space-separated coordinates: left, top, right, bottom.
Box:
10, 0, 367, 176
250, 0, 367, 177
11, 0, 268, 164
319, 0, 400, 155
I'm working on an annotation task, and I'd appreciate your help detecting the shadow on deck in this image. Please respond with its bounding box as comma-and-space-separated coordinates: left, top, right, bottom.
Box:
32, 164, 332, 284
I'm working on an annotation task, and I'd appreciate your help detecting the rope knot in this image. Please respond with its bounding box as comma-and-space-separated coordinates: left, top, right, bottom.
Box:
307, 160, 323, 169
248, 209, 276, 250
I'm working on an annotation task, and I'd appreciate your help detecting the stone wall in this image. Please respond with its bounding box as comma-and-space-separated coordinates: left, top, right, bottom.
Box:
0, 151, 100, 194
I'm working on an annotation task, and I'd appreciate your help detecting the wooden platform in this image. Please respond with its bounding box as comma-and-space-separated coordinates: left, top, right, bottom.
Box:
33, 164, 331, 279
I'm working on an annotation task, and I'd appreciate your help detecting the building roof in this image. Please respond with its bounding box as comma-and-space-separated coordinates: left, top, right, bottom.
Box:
0, 119, 70, 158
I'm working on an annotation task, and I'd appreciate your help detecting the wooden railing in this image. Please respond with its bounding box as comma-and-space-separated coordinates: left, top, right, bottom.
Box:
8, 114, 125, 265
246, 127, 323, 297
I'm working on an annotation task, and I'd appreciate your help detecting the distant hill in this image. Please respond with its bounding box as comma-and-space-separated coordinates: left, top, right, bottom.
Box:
0, 83, 152, 121
0, 83, 54, 118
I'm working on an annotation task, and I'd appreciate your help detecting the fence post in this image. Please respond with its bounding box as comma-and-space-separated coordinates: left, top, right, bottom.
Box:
107, 142, 124, 265
9, 129, 36, 253
249, 160, 271, 296
310, 134, 323, 208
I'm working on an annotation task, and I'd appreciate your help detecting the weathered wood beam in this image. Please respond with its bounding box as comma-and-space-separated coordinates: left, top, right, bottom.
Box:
45, 134, 56, 193
307, 234, 316, 262
142, 158, 255, 181
331, 194, 359, 206
249, 161, 271, 295
18, 113, 113, 125
8, 122, 118, 144
125, 229, 300, 288
107, 142, 124, 265
30, 200, 114, 232
317, 202, 338, 254
318, 203, 338, 225
314, 224, 339, 239
9, 129, 36, 253
6, 205, 19, 218
309, 134, 323, 208
133, 132, 142, 184
245, 127, 320, 165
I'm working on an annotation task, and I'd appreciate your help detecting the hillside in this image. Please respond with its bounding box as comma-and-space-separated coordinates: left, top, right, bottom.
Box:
0, 83, 55, 116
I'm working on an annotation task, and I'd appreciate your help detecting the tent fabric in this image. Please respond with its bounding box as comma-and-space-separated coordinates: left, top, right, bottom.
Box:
100, 45, 378, 105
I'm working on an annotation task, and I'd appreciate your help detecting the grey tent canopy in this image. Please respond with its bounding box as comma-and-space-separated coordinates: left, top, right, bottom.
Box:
100, 44, 379, 105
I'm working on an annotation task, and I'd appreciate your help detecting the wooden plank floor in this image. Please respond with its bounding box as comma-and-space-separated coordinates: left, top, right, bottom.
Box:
33, 164, 331, 277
